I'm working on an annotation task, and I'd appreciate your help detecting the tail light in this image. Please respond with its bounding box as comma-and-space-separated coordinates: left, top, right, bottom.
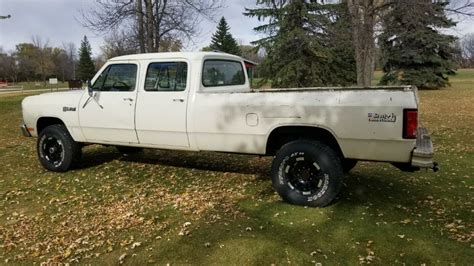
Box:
403, 109, 418, 139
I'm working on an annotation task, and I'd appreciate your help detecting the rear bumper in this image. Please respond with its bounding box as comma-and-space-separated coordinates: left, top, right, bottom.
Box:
20, 124, 32, 137
411, 127, 437, 170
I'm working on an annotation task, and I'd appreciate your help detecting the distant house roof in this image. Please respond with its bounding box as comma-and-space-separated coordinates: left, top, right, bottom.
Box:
243, 59, 258, 67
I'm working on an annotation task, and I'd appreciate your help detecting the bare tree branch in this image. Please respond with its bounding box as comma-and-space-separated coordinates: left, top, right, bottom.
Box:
80, 0, 224, 53
445, 0, 474, 17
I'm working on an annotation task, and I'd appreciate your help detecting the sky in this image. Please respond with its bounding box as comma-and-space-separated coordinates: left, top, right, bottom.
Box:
1, 0, 474, 56
0, 0, 262, 56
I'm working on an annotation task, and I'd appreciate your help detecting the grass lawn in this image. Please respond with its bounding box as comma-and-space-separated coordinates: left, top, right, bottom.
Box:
3, 81, 70, 91
0, 70, 473, 264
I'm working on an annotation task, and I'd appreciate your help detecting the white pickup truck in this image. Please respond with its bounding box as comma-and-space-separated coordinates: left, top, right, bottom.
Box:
21, 52, 437, 207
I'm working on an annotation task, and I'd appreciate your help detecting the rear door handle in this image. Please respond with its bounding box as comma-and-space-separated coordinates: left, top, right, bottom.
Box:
173, 98, 184, 102
123, 97, 134, 102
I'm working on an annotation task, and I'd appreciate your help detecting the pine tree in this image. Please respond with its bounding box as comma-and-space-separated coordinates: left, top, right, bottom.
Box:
245, 0, 355, 88
264, 1, 321, 87
77, 36, 96, 81
209, 17, 241, 56
380, 0, 457, 89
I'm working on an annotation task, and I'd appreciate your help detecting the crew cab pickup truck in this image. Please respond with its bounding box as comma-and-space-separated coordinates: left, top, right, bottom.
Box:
21, 52, 437, 207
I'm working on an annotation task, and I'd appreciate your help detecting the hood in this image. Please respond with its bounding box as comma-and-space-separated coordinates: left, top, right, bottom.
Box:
37, 89, 85, 97
22, 89, 85, 110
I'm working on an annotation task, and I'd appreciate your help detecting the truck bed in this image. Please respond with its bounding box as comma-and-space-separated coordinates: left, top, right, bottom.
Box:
191, 85, 420, 163
251, 85, 416, 93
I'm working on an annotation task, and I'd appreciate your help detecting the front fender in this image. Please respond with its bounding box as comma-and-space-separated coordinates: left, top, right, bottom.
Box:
21, 91, 86, 141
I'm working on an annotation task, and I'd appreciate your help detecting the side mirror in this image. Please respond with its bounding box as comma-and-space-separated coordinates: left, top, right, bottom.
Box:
87, 80, 93, 96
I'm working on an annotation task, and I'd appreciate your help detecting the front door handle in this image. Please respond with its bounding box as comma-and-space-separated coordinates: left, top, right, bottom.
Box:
173, 98, 184, 102
123, 97, 134, 102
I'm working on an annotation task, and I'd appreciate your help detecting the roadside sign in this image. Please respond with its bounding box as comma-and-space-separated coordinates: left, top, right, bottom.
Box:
49, 78, 58, 85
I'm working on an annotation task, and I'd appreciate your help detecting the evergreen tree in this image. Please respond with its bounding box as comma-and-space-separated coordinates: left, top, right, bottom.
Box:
209, 17, 241, 56
245, 0, 355, 88
77, 36, 96, 81
380, 0, 457, 89
323, 3, 357, 85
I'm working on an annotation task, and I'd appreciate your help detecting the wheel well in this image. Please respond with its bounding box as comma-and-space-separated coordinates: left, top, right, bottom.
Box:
266, 126, 343, 156
36, 117, 65, 134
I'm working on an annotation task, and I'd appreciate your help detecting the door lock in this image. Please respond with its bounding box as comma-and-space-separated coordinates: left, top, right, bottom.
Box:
173, 99, 184, 102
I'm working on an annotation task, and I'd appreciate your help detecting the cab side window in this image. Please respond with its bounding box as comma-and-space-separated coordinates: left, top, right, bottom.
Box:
202, 60, 245, 87
145, 62, 188, 91
92, 64, 137, 92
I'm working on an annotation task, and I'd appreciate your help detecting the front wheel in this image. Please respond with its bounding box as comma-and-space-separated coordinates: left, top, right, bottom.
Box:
271, 140, 343, 207
37, 124, 82, 172
342, 159, 358, 173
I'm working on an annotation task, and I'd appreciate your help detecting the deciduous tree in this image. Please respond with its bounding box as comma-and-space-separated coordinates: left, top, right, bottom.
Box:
461, 33, 474, 67
51, 48, 69, 82
0, 49, 18, 82
101, 29, 139, 59
32, 36, 55, 84
81, 0, 223, 53
345, 0, 473, 87
346, 0, 386, 87
62, 42, 78, 80
15, 43, 38, 82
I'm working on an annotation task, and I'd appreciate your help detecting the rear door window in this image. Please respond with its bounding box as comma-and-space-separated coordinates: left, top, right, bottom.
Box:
144, 62, 188, 91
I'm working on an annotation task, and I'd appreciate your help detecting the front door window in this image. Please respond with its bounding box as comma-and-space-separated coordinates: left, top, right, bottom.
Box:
93, 64, 137, 92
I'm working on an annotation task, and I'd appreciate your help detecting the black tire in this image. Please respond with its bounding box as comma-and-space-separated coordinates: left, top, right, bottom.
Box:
37, 124, 82, 172
342, 159, 358, 173
271, 140, 343, 207
116, 146, 143, 155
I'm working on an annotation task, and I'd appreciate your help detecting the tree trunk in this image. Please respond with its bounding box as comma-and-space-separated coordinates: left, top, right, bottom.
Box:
347, 0, 377, 87
144, 0, 154, 52
154, 0, 168, 52
136, 0, 146, 53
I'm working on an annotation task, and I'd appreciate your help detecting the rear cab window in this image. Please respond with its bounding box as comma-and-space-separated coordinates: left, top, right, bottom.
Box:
202, 60, 245, 87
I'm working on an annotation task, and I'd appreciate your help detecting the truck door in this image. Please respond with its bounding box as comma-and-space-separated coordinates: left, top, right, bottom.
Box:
79, 63, 139, 144
135, 61, 190, 147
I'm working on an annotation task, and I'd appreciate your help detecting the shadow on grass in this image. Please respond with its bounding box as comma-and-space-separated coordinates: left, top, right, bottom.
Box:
76, 146, 420, 208
77, 146, 433, 204
77, 146, 272, 178
75, 146, 121, 169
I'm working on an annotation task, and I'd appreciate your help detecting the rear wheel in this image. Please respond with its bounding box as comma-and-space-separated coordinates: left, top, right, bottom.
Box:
271, 140, 343, 207
37, 124, 82, 172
